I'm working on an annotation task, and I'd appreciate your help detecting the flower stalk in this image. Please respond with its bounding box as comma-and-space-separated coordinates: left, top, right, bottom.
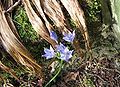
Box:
44, 59, 64, 87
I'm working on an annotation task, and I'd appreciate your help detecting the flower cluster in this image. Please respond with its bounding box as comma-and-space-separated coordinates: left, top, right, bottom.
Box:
42, 30, 75, 62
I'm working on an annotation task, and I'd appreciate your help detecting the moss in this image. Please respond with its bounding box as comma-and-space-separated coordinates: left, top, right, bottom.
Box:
13, 6, 49, 64
13, 7, 38, 43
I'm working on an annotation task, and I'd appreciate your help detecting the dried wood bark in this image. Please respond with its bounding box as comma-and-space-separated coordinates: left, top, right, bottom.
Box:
0, 1, 43, 78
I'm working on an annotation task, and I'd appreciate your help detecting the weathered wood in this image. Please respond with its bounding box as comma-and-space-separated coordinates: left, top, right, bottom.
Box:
110, 0, 120, 42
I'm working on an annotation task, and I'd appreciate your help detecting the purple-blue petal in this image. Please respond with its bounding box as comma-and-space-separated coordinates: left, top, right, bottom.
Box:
56, 43, 66, 53
59, 49, 73, 62
42, 54, 53, 59
63, 30, 75, 42
43, 47, 55, 59
44, 48, 51, 53
50, 31, 58, 42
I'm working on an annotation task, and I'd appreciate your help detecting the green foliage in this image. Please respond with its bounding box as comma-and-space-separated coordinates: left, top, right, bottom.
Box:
13, 6, 49, 63
82, 0, 101, 23
13, 7, 38, 43
80, 0, 102, 39
83, 76, 95, 87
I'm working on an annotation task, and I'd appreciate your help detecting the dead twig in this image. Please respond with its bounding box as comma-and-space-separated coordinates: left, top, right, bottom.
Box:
100, 67, 120, 74
0, 61, 19, 81
6, 0, 21, 13
87, 73, 107, 83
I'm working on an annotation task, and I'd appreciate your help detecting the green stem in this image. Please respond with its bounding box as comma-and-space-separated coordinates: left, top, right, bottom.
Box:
44, 60, 63, 87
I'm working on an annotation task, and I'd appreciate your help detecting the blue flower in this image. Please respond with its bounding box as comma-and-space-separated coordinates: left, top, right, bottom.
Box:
60, 47, 73, 62
63, 30, 75, 42
50, 31, 58, 42
56, 43, 66, 53
42, 46, 55, 59
56, 43, 73, 61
